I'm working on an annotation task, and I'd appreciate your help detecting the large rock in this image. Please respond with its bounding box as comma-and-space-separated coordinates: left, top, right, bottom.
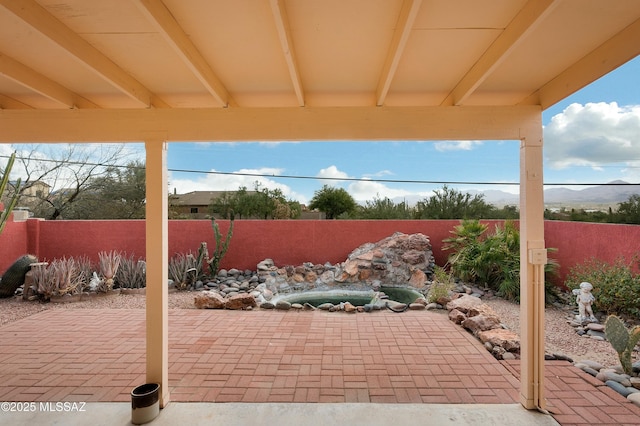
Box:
194, 291, 226, 309
462, 315, 502, 335
0, 254, 38, 298
446, 294, 483, 313
225, 293, 257, 310
477, 328, 520, 352
336, 232, 434, 288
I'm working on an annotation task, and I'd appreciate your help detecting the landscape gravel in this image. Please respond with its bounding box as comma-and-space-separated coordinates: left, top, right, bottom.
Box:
0, 291, 620, 368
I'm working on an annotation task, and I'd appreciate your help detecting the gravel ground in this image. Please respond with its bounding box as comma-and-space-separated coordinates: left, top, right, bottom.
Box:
0, 291, 620, 368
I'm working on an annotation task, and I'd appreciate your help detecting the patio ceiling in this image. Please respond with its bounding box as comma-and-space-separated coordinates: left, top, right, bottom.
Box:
1, 0, 639, 412
0, 0, 638, 115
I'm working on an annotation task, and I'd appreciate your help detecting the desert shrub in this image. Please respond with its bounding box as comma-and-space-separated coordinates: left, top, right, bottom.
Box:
168, 253, 198, 290
116, 255, 146, 289
443, 219, 559, 303
427, 266, 454, 303
565, 256, 640, 318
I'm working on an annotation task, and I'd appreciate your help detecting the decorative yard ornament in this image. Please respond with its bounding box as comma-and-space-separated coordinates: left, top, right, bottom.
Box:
573, 281, 597, 323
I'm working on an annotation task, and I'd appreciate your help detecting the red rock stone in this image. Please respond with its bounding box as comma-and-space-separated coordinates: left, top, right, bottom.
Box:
448, 308, 467, 324
224, 293, 257, 310
446, 294, 483, 313
194, 291, 226, 309
409, 269, 426, 288
477, 328, 520, 352
461, 315, 501, 335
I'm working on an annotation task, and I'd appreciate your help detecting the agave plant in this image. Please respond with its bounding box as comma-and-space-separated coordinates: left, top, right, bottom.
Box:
168, 253, 197, 291
116, 255, 146, 289
35, 258, 84, 299
98, 250, 122, 292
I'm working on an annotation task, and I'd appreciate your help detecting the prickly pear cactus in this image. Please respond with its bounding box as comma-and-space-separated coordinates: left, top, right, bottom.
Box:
0, 254, 38, 298
605, 315, 640, 375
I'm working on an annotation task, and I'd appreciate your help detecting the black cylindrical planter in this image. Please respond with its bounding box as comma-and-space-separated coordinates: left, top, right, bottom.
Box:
131, 383, 160, 424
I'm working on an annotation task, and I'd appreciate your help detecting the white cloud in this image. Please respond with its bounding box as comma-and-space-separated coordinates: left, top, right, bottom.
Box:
433, 140, 483, 152
347, 179, 425, 204
544, 102, 640, 169
364, 169, 394, 178
169, 167, 308, 204
316, 165, 351, 184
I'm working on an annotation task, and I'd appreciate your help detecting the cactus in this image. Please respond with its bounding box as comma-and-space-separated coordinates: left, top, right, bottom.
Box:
604, 315, 640, 375
207, 217, 234, 277
0, 152, 21, 236
0, 254, 38, 298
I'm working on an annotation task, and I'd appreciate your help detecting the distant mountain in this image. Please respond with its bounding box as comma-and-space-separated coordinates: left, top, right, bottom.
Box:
390, 181, 640, 208
544, 180, 638, 204
480, 180, 640, 206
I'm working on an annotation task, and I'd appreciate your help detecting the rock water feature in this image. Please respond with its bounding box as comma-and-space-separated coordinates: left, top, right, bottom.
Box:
194, 232, 434, 312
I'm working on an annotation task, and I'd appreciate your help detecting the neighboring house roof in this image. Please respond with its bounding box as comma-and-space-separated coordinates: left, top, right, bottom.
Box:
170, 191, 261, 207
170, 191, 225, 206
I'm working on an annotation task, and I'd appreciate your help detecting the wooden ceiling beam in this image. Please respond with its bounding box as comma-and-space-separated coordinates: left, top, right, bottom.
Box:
0, 0, 166, 108
376, 0, 422, 106
134, 0, 234, 107
0, 93, 32, 109
269, 0, 304, 106
0, 105, 541, 143
0, 52, 98, 109
441, 0, 558, 106
523, 17, 640, 110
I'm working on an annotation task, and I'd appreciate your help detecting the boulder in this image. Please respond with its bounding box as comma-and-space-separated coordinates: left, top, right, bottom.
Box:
194, 291, 226, 309
446, 294, 483, 313
477, 328, 520, 352
225, 293, 257, 310
448, 308, 467, 324
462, 315, 502, 335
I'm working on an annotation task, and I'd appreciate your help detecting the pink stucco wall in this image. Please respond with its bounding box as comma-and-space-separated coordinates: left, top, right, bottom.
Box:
1, 218, 639, 287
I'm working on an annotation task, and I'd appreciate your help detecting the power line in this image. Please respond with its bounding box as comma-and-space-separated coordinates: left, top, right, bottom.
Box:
2, 154, 639, 187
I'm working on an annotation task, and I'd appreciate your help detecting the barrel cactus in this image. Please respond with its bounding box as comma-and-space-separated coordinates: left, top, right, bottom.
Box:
0, 254, 38, 298
604, 315, 640, 376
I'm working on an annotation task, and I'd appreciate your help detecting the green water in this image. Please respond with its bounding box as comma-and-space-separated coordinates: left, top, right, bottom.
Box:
379, 287, 422, 304
276, 286, 423, 307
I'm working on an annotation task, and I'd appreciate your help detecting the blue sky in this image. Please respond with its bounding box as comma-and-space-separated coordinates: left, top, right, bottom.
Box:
2, 57, 639, 207
166, 56, 640, 206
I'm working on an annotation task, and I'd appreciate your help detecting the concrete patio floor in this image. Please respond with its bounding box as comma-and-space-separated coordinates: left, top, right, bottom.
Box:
0, 308, 638, 425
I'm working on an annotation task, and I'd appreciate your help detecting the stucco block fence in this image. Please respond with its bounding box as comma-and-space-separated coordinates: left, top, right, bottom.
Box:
1, 218, 639, 287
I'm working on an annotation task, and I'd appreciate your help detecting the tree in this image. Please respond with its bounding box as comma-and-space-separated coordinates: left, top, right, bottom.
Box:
414, 185, 493, 219
308, 185, 357, 219
62, 161, 146, 219
8, 144, 138, 220
616, 194, 640, 224
357, 195, 412, 219
209, 181, 301, 219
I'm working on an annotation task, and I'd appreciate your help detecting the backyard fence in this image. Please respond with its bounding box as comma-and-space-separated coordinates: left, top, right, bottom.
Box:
1, 217, 638, 287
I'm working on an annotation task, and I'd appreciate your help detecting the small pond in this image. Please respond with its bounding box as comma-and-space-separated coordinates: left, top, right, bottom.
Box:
272, 286, 423, 307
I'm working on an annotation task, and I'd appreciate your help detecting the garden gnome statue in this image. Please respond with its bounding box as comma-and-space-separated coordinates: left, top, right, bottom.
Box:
573, 281, 597, 323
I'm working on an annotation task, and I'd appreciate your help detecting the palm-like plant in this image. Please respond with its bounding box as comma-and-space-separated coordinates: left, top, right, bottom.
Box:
444, 220, 559, 302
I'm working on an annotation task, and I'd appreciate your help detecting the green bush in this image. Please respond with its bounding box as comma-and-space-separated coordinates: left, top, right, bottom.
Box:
427, 266, 454, 303
565, 256, 640, 318
443, 219, 559, 303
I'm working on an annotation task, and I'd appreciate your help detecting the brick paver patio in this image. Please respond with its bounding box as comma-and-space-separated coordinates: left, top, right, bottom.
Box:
1, 308, 639, 425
